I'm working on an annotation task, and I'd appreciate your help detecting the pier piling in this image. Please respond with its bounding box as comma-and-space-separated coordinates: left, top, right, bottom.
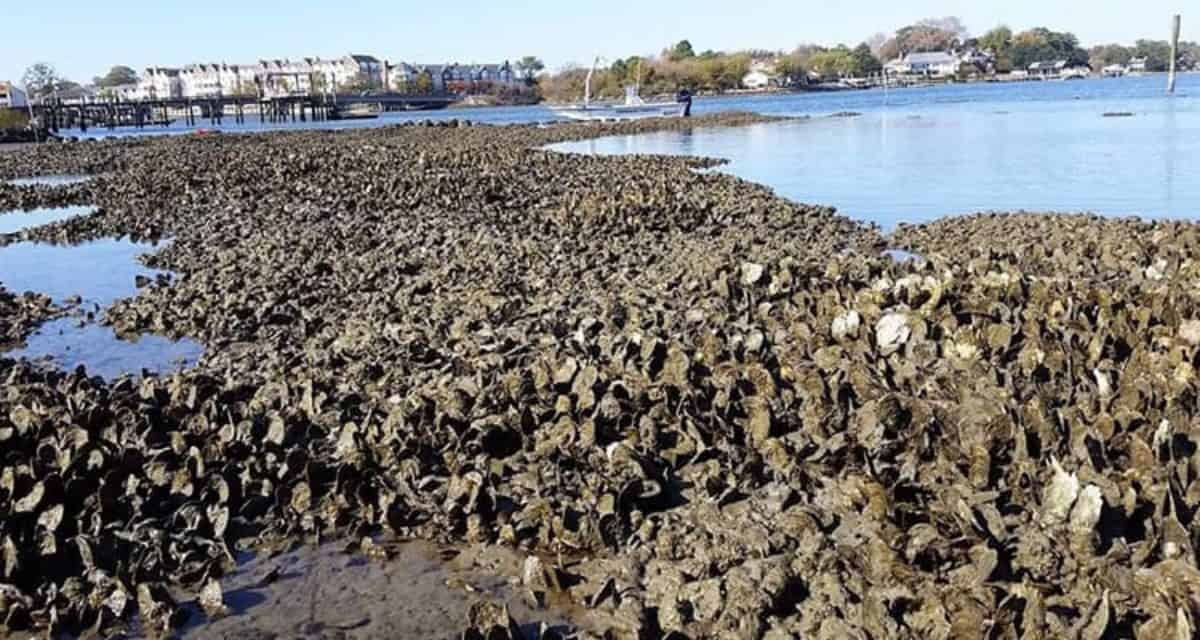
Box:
1168, 15, 1182, 94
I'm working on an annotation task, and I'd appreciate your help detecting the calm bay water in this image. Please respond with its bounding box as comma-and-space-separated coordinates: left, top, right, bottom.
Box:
0, 237, 204, 378
550, 75, 1200, 228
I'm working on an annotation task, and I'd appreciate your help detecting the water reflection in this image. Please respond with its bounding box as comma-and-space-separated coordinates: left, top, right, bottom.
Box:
0, 237, 168, 307
0, 206, 95, 235
548, 98, 1200, 230
0, 236, 205, 379
7, 318, 203, 380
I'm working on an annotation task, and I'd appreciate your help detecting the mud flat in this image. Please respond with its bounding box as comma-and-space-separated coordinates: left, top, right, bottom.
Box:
1, 114, 1199, 639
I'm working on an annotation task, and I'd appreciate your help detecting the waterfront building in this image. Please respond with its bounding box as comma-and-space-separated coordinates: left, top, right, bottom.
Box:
957, 47, 996, 74
470, 62, 517, 85
50, 85, 99, 105
901, 52, 961, 76
314, 55, 384, 90
1028, 60, 1069, 79
741, 60, 779, 90
180, 63, 244, 98
139, 68, 184, 100
886, 49, 994, 78
418, 65, 450, 92
0, 81, 28, 108
387, 62, 429, 92
1128, 57, 1148, 73
105, 83, 141, 101
97, 53, 511, 101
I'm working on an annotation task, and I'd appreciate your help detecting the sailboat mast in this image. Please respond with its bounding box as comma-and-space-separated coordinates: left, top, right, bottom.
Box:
584, 56, 600, 108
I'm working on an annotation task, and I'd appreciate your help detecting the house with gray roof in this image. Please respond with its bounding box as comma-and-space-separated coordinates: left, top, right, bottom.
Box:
885, 51, 961, 77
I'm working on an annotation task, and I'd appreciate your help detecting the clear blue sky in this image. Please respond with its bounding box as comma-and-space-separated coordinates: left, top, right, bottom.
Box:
0, 0, 1189, 85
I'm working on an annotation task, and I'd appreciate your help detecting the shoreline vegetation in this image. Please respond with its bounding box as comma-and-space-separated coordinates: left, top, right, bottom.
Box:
2, 113, 1200, 638
536, 17, 1198, 102
11, 15, 1198, 116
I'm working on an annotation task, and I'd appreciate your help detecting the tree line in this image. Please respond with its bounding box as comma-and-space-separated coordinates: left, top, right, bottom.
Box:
18, 18, 1199, 105
541, 16, 1198, 101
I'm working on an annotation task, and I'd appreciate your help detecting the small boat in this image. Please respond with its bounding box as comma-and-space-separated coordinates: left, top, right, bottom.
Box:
551, 57, 691, 122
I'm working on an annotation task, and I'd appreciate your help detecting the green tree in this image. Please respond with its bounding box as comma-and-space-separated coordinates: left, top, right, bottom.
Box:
22, 63, 62, 99
809, 47, 855, 78
1133, 39, 1173, 71
775, 45, 823, 86
1181, 42, 1200, 70
94, 65, 138, 88
978, 26, 1014, 72
516, 56, 545, 83
414, 73, 434, 94
1010, 28, 1088, 69
1089, 44, 1133, 69
668, 40, 696, 61
850, 43, 882, 76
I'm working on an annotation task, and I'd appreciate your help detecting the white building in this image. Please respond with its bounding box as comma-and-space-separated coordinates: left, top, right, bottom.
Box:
1028, 60, 1067, 79
0, 81, 27, 108
103, 83, 141, 101
180, 64, 233, 98
114, 53, 506, 100
387, 62, 423, 92
138, 67, 183, 100
886, 51, 961, 77
741, 60, 778, 90
316, 55, 384, 90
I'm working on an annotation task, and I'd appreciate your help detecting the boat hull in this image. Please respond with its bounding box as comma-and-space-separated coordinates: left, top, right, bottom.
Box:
551, 102, 686, 122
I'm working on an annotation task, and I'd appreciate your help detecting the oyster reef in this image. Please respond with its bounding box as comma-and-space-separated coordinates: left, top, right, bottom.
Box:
1, 114, 1199, 639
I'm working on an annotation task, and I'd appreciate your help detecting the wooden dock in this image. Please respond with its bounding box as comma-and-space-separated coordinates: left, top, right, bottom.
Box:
27, 93, 458, 133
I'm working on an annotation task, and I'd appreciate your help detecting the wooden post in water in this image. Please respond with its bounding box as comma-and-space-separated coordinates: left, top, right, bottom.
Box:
1168, 14, 1181, 94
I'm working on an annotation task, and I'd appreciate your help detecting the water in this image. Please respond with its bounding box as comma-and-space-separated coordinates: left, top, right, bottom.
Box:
882, 249, 927, 264
6, 174, 94, 187
55, 105, 561, 139
0, 237, 204, 378
548, 75, 1200, 228
7, 319, 203, 380
0, 205, 95, 235
51, 74, 1195, 139
0, 237, 167, 307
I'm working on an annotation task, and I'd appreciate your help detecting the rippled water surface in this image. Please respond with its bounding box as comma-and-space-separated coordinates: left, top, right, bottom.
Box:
549, 75, 1200, 228
0, 205, 95, 235
0, 237, 204, 378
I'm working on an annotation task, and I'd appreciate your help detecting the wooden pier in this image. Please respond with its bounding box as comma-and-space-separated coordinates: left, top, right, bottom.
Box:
27, 93, 458, 133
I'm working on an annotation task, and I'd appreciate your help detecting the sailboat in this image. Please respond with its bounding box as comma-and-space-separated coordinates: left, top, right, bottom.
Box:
551, 57, 692, 122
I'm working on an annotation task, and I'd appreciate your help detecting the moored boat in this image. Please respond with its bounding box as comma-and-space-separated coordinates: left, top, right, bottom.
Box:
550, 57, 691, 122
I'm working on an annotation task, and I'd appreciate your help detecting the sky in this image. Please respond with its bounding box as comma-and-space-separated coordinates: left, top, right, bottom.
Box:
0, 0, 1190, 85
